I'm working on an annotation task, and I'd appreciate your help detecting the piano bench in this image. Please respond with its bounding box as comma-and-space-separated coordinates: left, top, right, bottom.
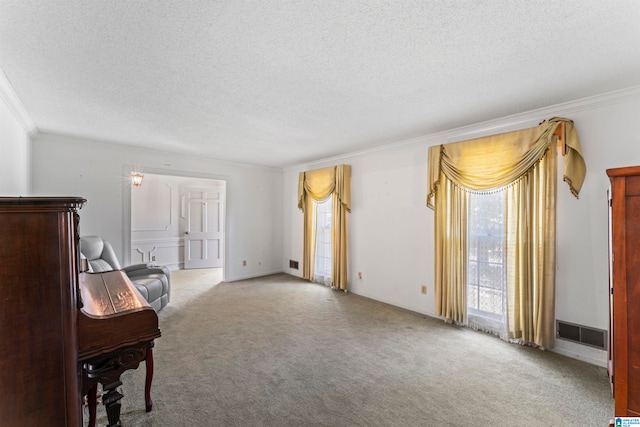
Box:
86, 342, 156, 427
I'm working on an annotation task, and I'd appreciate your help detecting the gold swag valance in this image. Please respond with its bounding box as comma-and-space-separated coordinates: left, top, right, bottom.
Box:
298, 165, 351, 212
427, 117, 586, 208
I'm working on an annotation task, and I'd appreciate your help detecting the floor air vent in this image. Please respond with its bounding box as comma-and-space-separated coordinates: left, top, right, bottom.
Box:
556, 320, 607, 350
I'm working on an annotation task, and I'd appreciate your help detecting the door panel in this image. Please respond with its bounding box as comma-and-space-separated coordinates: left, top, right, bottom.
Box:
184, 188, 224, 269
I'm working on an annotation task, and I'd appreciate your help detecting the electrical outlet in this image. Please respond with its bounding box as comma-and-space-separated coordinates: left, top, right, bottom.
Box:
242, 260, 246, 266
358, 272, 362, 279
421, 285, 427, 294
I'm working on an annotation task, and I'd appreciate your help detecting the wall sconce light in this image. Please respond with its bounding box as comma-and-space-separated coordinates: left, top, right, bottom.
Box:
131, 172, 144, 187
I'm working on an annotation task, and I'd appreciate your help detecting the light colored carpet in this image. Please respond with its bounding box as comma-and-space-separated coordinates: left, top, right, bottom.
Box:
88, 269, 613, 426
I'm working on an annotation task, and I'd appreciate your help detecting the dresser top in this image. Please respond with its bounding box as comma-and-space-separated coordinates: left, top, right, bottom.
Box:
0, 196, 86, 209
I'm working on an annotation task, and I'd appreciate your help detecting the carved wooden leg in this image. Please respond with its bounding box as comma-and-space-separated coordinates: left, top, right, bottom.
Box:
144, 343, 155, 412
83, 343, 152, 426
102, 380, 124, 427
88, 384, 97, 427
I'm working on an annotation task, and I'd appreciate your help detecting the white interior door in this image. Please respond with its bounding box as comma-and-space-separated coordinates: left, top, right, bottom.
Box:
183, 188, 224, 269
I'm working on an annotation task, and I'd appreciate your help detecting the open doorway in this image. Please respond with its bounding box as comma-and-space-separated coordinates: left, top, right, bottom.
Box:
130, 173, 226, 274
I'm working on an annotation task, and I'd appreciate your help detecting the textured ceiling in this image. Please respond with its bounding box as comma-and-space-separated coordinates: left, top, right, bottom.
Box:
1, 1, 640, 167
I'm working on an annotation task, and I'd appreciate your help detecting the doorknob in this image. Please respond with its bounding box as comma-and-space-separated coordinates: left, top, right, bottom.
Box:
185, 231, 189, 235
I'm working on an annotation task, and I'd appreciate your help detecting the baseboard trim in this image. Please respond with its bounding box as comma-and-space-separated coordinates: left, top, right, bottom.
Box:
225, 269, 284, 282
550, 340, 608, 368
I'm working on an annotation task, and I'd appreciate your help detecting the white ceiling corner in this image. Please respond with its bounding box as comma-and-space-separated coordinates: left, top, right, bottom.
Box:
0, 67, 37, 135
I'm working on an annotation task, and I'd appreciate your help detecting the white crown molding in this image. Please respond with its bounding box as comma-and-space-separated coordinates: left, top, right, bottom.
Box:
0, 68, 38, 136
285, 84, 640, 171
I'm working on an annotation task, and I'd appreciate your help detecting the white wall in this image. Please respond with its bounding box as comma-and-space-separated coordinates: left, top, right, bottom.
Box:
283, 86, 640, 366
0, 84, 31, 195
31, 133, 283, 282
25, 85, 640, 366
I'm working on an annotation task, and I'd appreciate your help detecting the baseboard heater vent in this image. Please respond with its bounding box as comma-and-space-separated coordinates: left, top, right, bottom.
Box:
289, 260, 299, 270
556, 320, 607, 350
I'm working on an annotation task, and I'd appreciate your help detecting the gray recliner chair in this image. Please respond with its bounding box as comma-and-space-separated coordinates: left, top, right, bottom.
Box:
80, 235, 170, 312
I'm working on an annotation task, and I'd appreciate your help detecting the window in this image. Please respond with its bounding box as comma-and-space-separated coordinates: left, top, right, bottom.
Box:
467, 191, 506, 335
314, 195, 332, 286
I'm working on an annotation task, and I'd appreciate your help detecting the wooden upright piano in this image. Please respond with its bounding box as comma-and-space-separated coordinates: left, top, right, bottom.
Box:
0, 197, 160, 427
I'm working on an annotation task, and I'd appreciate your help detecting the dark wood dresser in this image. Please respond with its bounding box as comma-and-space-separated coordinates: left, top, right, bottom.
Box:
607, 166, 640, 418
0, 197, 86, 426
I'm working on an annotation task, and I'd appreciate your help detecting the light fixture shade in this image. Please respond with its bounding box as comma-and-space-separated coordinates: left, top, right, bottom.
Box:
131, 172, 144, 187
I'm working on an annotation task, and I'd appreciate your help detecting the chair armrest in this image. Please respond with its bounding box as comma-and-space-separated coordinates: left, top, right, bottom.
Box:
134, 267, 167, 277
124, 264, 169, 280
123, 263, 155, 273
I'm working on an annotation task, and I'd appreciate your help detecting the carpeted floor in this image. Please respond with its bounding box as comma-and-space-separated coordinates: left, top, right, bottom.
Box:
88, 269, 613, 426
